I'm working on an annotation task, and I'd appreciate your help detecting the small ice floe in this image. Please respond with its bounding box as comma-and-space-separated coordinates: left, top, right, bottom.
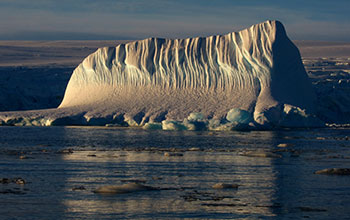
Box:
239, 151, 282, 158
188, 147, 201, 151
212, 183, 239, 189
14, 178, 26, 185
19, 155, 29, 159
0, 177, 26, 184
143, 122, 162, 130
105, 124, 121, 127
161, 120, 187, 131
72, 186, 86, 191
152, 177, 163, 181
57, 149, 74, 154
277, 143, 294, 148
93, 183, 156, 195
314, 168, 350, 175
164, 152, 183, 157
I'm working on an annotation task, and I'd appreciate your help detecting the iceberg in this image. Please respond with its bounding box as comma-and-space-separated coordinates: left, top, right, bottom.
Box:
0, 20, 322, 129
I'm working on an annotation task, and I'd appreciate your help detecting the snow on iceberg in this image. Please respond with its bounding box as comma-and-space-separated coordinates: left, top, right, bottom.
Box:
0, 20, 323, 129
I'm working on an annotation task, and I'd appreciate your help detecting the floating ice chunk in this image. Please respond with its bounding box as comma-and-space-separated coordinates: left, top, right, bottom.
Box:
210, 123, 233, 131
187, 112, 204, 121
183, 112, 207, 130
183, 120, 207, 131
314, 168, 350, 175
183, 120, 196, 131
277, 143, 294, 148
283, 104, 307, 117
105, 114, 129, 127
105, 123, 123, 127
164, 152, 183, 157
226, 108, 253, 124
211, 122, 252, 131
208, 115, 254, 131
280, 104, 324, 128
239, 151, 282, 158
212, 183, 239, 189
124, 112, 147, 126
162, 120, 187, 131
2, 116, 52, 126
254, 104, 324, 128
125, 118, 139, 127
143, 122, 162, 130
183, 120, 207, 130
254, 105, 282, 127
208, 119, 222, 130
93, 183, 156, 195
32, 118, 53, 126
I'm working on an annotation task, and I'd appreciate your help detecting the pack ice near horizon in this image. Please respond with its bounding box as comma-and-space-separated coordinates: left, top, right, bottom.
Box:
0, 20, 325, 130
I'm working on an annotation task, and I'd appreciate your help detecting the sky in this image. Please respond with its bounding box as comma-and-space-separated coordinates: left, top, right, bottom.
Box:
0, 0, 349, 41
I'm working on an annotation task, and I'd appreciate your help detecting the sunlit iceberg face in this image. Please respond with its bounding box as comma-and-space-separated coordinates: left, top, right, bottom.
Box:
0, 20, 323, 129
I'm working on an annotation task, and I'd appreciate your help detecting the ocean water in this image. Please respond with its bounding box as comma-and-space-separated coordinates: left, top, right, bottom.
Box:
0, 126, 350, 219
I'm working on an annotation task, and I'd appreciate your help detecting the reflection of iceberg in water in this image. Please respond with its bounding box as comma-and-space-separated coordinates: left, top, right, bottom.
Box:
60, 148, 279, 218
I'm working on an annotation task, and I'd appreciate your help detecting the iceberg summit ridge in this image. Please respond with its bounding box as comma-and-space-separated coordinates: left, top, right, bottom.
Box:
0, 20, 323, 129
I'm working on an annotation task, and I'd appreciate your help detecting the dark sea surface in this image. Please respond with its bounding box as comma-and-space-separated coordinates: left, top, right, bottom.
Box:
1, 126, 350, 219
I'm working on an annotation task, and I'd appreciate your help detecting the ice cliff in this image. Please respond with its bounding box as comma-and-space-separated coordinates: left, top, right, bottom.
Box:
0, 20, 323, 129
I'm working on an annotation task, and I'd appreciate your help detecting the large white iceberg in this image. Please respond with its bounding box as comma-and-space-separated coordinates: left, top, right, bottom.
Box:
0, 20, 322, 129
